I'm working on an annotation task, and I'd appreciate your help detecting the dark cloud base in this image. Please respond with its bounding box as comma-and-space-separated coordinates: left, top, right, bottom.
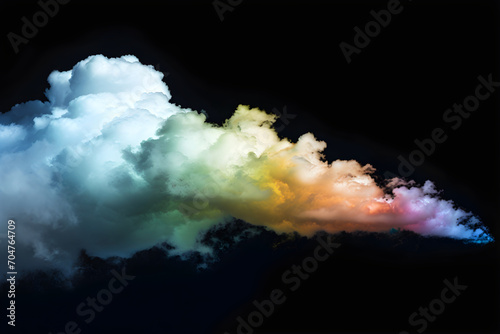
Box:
1, 223, 495, 334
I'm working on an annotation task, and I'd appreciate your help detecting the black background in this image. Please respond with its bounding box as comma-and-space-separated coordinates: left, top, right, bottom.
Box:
0, 0, 499, 333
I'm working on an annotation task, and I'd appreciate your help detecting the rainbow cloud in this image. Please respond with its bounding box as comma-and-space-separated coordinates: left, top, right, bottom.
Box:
0, 55, 492, 273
